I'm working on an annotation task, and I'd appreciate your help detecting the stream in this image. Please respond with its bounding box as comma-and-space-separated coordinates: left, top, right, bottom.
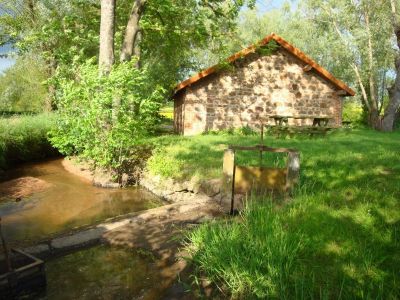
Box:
0, 159, 183, 299
0, 158, 163, 243
39, 245, 171, 300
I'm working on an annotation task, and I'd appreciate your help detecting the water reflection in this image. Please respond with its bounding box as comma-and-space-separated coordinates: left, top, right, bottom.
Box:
0, 159, 163, 243
40, 245, 168, 300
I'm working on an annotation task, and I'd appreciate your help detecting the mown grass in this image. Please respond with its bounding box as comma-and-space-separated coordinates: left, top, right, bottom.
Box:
0, 113, 58, 170
160, 102, 174, 120
147, 129, 400, 299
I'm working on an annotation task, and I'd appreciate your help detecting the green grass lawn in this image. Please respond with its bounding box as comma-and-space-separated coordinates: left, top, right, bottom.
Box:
0, 113, 58, 170
147, 129, 400, 299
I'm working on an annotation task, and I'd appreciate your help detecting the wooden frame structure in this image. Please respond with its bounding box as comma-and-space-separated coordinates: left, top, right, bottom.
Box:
223, 145, 300, 215
0, 248, 46, 298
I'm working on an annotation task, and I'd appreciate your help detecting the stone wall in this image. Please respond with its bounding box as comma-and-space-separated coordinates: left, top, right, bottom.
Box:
174, 48, 343, 136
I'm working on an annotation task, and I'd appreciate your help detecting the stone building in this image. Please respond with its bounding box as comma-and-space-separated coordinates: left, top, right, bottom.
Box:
173, 33, 355, 136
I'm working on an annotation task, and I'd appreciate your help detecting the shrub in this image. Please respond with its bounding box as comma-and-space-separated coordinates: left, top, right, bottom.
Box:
342, 100, 364, 125
49, 60, 165, 177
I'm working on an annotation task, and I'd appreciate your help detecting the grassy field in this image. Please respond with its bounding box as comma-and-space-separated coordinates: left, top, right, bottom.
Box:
147, 129, 400, 299
0, 113, 58, 170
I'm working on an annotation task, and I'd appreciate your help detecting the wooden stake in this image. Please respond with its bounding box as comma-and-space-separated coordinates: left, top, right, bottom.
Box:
0, 217, 12, 272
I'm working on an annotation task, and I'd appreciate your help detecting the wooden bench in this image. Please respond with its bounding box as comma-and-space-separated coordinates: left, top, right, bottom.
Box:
265, 125, 334, 137
342, 121, 352, 128
269, 115, 333, 127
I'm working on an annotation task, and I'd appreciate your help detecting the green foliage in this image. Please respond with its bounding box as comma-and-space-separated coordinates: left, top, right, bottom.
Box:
342, 100, 364, 125
215, 60, 236, 72
0, 113, 57, 169
255, 40, 280, 56
0, 0, 256, 98
173, 129, 400, 298
236, 125, 257, 136
49, 60, 165, 174
0, 55, 48, 112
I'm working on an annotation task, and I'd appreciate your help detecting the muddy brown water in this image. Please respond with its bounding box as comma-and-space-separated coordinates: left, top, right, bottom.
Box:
39, 245, 172, 300
0, 158, 163, 244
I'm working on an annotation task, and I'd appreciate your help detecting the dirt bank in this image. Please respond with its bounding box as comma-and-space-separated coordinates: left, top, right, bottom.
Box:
0, 177, 52, 202
61, 157, 120, 188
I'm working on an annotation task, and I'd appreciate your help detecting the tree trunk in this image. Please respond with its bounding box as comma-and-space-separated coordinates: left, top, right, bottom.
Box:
120, 0, 146, 64
43, 53, 57, 111
25, 0, 36, 23
364, 9, 379, 115
99, 0, 115, 74
368, 107, 381, 129
381, 56, 400, 131
380, 0, 400, 131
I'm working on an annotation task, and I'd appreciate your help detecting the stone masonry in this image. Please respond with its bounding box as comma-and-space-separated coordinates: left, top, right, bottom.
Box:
174, 48, 344, 136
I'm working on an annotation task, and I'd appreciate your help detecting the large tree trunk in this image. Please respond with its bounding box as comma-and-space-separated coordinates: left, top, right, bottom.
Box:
120, 0, 146, 64
368, 107, 381, 129
44, 60, 57, 111
382, 57, 400, 131
99, 0, 115, 74
381, 0, 400, 131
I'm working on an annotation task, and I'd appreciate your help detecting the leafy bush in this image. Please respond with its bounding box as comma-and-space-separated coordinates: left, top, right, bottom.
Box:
342, 100, 364, 125
0, 113, 57, 169
49, 60, 165, 176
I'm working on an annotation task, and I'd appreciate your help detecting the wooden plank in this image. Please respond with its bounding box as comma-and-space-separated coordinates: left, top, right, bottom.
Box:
234, 166, 287, 193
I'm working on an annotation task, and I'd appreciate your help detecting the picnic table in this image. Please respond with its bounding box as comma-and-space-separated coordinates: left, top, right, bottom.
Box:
269, 115, 333, 127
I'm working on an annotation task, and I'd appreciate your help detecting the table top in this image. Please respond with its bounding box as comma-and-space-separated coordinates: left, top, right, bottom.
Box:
269, 115, 332, 120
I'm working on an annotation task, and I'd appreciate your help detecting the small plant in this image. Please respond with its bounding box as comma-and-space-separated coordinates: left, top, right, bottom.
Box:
235, 125, 257, 136
215, 60, 235, 72
255, 40, 280, 56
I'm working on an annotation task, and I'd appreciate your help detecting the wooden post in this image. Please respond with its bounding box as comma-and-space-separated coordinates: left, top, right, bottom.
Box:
223, 148, 235, 177
285, 152, 300, 194
259, 123, 264, 165
223, 148, 236, 215
0, 218, 12, 272
230, 164, 236, 215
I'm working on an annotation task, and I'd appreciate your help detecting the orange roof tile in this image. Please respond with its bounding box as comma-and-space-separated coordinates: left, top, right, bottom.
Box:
174, 33, 355, 97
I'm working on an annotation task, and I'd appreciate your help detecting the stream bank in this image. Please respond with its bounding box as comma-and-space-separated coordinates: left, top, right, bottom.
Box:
0, 158, 163, 245
20, 195, 224, 299
1, 157, 229, 298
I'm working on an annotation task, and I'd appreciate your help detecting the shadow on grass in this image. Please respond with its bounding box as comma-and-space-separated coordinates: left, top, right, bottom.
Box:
171, 129, 400, 298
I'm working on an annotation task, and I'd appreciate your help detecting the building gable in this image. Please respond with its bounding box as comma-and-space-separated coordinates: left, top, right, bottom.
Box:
174, 33, 355, 97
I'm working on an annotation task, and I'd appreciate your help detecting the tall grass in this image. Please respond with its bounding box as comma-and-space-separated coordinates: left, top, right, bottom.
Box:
187, 192, 399, 299
187, 200, 307, 299
0, 113, 58, 169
